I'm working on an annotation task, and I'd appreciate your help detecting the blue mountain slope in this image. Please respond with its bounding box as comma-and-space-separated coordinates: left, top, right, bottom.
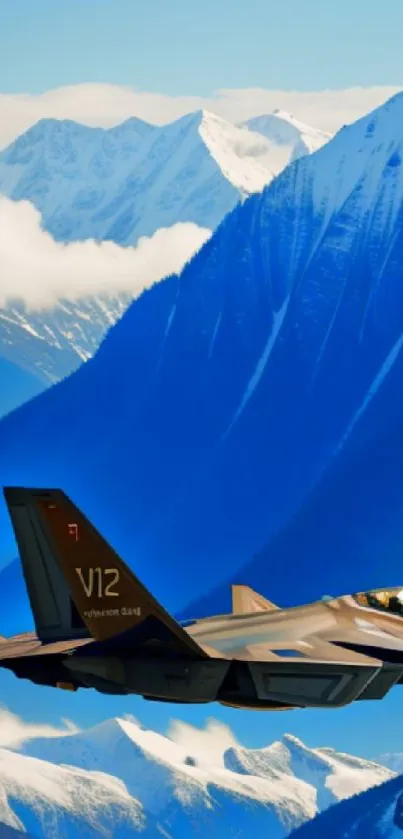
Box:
186, 392, 403, 618
0, 93, 403, 627
289, 773, 403, 839
0, 826, 36, 839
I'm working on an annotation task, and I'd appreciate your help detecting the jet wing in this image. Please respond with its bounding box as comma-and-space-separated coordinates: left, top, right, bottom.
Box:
0, 633, 91, 691
0, 634, 42, 660
0, 636, 90, 660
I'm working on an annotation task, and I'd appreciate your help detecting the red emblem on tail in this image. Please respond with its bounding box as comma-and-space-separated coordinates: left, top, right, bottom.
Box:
68, 523, 79, 541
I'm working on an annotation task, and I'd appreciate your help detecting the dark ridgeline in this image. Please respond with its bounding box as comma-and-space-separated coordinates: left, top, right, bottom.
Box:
289, 774, 403, 839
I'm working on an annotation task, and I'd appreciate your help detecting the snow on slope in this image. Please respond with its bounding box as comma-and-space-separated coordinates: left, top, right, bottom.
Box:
283, 91, 403, 237
224, 734, 393, 812
13, 717, 394, 839
18, 716, 314, 837
198, 110, 277, 193
0, 110, 284, 247
242, 109, 330, 173
0, 745, 145, 838
0, 293, 131, 387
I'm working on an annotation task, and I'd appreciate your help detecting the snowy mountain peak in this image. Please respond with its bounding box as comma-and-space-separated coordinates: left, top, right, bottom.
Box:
283, 734, 305, 746
241, 110, 330, 168
0, 102, 328, 246
272, 108, 330, 135
0, 710, 400, 838
108, 114, 155, 134
222, 731, 393, 815
185, 108, 220, 124
15, 716, 320, 836
196, 109, 278, 193
82, 715, 195, 770
9, 115, 96, 148
0, 744, 145, 837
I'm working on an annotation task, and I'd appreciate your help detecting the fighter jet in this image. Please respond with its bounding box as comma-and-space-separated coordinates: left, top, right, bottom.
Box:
1, 486, 403, 711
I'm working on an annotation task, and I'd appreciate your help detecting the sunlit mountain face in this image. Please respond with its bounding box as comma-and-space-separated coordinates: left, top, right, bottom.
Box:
0, 716, 395, 839
1, 93, 403, 632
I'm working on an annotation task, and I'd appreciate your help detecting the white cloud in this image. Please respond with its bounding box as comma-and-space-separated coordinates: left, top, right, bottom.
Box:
0, 197, 211, 310
0, 705, 78, 749
0, 83, 401, 149
167, 717, 238, 767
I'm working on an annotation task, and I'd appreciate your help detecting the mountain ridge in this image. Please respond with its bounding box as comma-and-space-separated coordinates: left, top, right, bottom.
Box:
0, 715, 392, 838
0, 107, 327, 246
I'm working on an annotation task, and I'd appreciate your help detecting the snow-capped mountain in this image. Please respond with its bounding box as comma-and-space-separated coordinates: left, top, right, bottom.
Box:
0, 109, 329, 245
0, 716, 392, 839
241, 109, 331, 173
289, 772, 403, 839
0, 93, 402, 621
0, 108, 327, 415
0, 745, 146, 838
16, 717, 311, 838
225, 734, 392, 812
0, 110, 302, 247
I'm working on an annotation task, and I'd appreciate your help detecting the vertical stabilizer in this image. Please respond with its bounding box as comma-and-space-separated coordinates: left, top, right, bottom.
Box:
232, 584, 278, 615
4, 487, 204, 657
4, 487, 89, 643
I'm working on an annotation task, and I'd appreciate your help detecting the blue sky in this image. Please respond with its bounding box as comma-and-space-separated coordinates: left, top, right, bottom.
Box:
1, 0, 403, 94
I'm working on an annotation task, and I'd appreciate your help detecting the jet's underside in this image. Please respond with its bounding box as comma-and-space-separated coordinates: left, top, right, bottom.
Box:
1, 633, 402, 710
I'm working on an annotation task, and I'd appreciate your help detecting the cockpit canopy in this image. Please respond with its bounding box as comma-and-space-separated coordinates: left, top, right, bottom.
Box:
353, 587, 403, 616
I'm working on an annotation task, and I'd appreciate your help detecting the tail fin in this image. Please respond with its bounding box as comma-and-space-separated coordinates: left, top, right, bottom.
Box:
231, 584, 278, 615
4, 487, 204, 657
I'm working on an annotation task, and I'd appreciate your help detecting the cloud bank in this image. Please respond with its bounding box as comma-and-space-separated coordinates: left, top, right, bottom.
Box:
0, 706, 78, 749
0, 83, 401, 148
0, 197, 211, 310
